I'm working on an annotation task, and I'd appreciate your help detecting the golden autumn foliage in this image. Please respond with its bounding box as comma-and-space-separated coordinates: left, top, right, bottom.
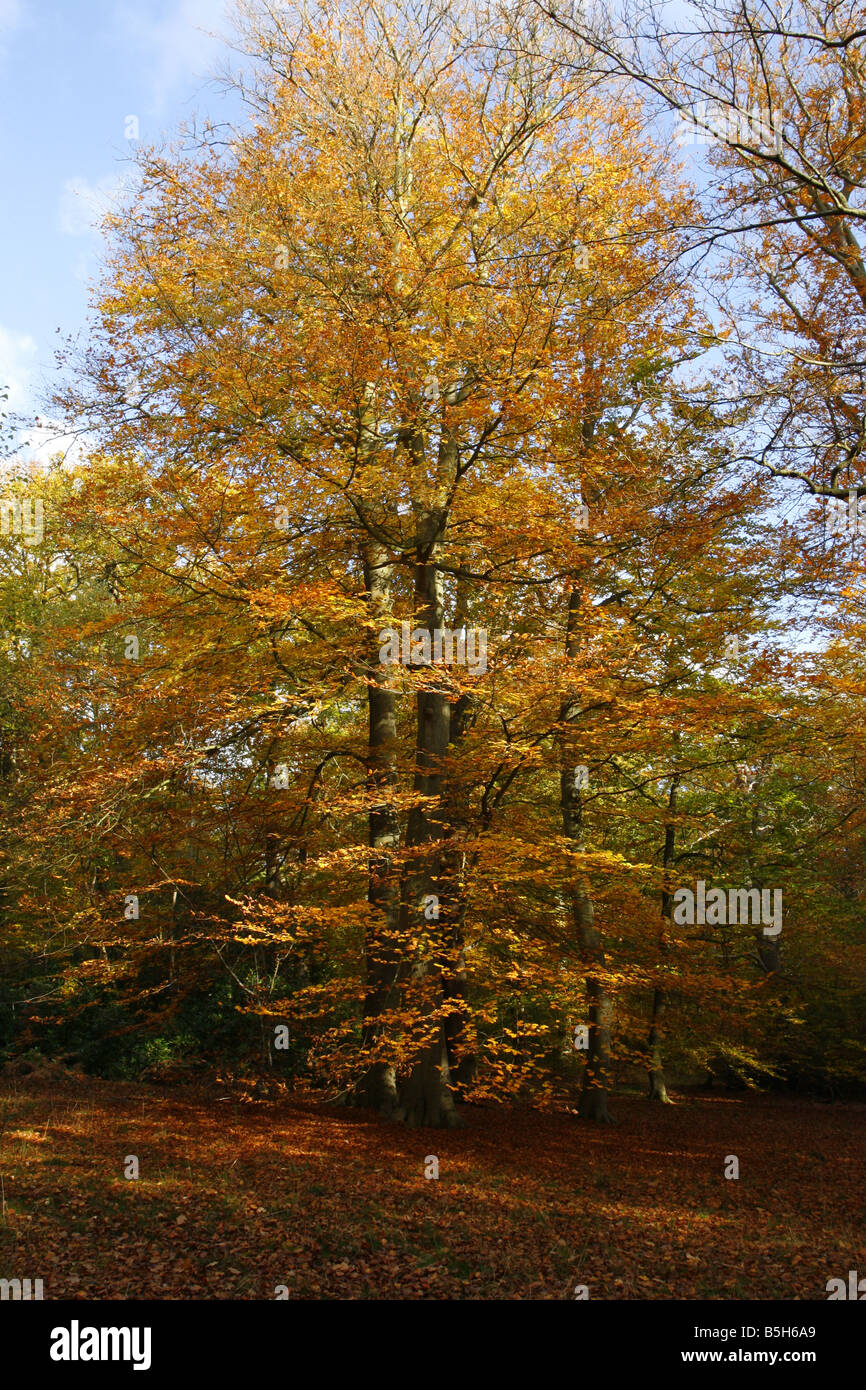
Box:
1, 0, 864, 1127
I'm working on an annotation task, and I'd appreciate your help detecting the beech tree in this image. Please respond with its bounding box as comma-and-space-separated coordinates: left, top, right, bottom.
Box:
0, 0, 851, 1126
45, 0, 720, 1124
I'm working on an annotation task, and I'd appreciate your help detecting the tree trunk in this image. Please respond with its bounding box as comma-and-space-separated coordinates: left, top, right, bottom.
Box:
560, 586, 613, 1123
648, 774, 679, 1103
439, 682, 476, 1096
394, 501, 460, 1128
441, 888, 475, 1094
356, 536, 402, 1115
647, 986, 669, 1102
351, 382, 403, 1115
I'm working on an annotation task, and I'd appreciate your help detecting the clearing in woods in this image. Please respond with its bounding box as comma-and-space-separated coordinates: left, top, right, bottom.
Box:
0, 1078, 861, 1300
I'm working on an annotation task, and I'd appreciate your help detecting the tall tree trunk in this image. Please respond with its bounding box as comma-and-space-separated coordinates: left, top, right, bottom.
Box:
559, 587, 613, 1122
439, 674, 477, 1095
648, 774, 679, 1102
751, 775, 782, 980
356, 536, 402, 1114
440, 867, 475, 1095
349, 380, 404, 1114
394, 502, 460, 1127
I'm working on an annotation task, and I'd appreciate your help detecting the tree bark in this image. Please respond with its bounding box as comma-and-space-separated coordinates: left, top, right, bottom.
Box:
560, 586, 613, 1123
648, 774, 679, 1103
356, 536, 402, 1115
438, 677, 477, 1095
394, 499, 460, 1127
350, 380, 403, 1115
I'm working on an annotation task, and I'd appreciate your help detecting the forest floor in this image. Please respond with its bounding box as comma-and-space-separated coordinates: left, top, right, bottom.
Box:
0, 1076, 862, 1299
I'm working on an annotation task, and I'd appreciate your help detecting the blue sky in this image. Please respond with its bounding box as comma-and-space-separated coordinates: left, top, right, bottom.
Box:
0, 0, 241, 442
0, 1, 758, 468
0, 2, 704, 442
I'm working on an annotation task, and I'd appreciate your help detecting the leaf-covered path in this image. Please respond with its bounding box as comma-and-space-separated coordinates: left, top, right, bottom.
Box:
0, 1079, 862, 1300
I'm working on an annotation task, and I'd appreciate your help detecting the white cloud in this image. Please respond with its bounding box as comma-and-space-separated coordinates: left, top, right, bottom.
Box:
58, 174, 130, 238
0, 0, 24, 34
0, 332, 87, 474
0, 326, 38, 414
10, 419, 87, 473
115, 0, 229, 112
0, 0, 26, 59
